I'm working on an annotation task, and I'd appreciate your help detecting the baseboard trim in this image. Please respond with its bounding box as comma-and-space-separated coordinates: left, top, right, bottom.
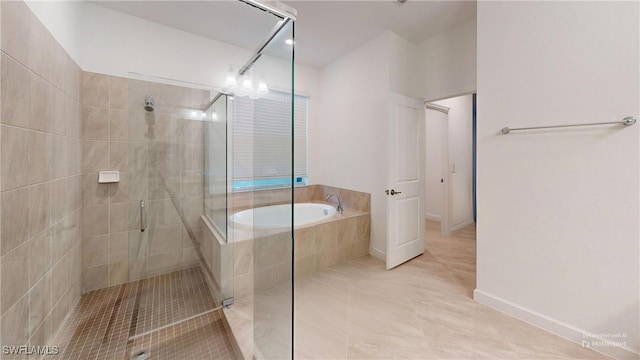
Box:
451, 218, 474, 232
473, 289, 639, 359
425, 213, 441, 221
370, 247, 385, 261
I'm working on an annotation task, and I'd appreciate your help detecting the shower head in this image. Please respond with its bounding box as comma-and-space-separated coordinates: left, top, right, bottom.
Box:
144, 94, 154, 112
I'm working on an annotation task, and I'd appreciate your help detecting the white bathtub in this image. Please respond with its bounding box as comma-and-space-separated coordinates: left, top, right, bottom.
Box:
230, 203, 337, 230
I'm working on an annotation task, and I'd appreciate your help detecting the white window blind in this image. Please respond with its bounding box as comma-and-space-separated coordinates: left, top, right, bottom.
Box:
232, 91, 308, 182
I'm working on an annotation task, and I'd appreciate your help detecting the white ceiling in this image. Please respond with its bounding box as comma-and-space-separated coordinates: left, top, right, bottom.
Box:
91, 0, 477, 68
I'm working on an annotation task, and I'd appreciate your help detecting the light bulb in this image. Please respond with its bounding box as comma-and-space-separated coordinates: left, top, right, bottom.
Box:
241, 77, 253, 90
285, 39, 294, 45
257, 79, 269, 95
224, 66, 237, 88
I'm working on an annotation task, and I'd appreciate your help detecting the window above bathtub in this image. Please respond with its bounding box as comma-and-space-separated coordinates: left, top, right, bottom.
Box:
231, 90, 308, 192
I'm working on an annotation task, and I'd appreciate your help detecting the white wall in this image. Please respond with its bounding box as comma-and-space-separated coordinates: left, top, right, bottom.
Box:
311, 31, 420, 259
417, 18, 476, 101
25, 1, 320, 97
434, 95, 473, 230
476, 2, 639, 358
311, 32, 391, 259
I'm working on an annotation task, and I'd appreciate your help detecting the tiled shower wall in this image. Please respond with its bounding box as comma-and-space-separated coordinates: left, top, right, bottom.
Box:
0, 0, 83, 350
80, 72, 210, 291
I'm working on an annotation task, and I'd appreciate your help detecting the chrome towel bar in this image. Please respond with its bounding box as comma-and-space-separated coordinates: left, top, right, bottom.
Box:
501, 116, 636, 134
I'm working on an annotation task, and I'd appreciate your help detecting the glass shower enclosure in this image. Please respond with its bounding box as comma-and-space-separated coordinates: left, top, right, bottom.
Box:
118, 1, 296, 358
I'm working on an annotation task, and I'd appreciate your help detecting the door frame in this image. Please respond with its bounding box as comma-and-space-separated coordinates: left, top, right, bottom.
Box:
424, 103, 452, 236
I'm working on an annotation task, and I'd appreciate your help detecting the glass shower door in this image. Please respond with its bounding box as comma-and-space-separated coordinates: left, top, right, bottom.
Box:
247, 18, 296, 359
126, 76, 217, 337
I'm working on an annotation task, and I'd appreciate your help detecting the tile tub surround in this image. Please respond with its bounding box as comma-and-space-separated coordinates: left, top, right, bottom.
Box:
203, 186, 370, 358
1, 0, 83, 352
80, 72, 210, 291
200, 185, 371, 302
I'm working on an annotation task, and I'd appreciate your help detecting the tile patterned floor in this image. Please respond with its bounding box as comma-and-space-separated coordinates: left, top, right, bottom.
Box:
51, 267, 233, 360
241, 220, 610, 359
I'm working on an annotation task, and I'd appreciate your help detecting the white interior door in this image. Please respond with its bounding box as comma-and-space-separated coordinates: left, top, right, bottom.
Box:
386, 93, 425, 270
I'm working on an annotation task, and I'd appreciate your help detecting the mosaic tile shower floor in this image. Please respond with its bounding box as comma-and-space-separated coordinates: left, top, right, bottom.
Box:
51, 267, 234, 360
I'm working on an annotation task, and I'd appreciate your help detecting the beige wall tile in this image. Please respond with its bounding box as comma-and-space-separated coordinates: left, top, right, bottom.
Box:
66, 97, 82, 139
109, 260, 128, 286
351, 240, 369, 258
66, 138, 80, 177
50, 289, 68, 332
28, 273, 51, 335
337, 218, 358, 245
82, 106, 109, 140
1, 293, 30, 347
182, 171, 203, 197
82, 173, 109, 205
51, 43, 68, 92
110, 201, 136, 233
1, 241, 29, 314
295, 255, 316, 277
148, 251, 181, 276
109, 232, 129, 263
109, 173, 130, 204
50, 179, 66, 224
82, 140, 109, 173
82, 234, 109, 268
1, 53, 30, 127
129, 230, 148, 260
29, 72, 54, 133
315, 222, 337, 253
30, 315, 52, 347
148, 225, 181, 255
1, 1, 31, 66
81, 204, 109, 237
52, 88, 66, 135
28, 14, 54, 83
148, 171, 179, 199
1, 124, 29, 191
52, 135, 68, 180
181, 119, 204, 144
294, 227, 315, 260
28, 130, 52, 184
51, 256, 68, 306
65, 175, 81, 216
357, 215, 371, 241
316, 248, 338, 269
1, 187, 30, 255
82, 264, 108, 292
110, 141, 129, 172
254, 233, 289, 272
148, 199, 180, 228
50, 221, 67, 266
129, 170, 149, 201
129, 258, 148, 281
82, 72, 109, 108
109, 109, 129, 141
109, 76, 128, 110
182, 248, 199, 267
29, 229, 51, 287
29, 182, 51, 237
234, 240, 253, 276
182, 143, 204, 171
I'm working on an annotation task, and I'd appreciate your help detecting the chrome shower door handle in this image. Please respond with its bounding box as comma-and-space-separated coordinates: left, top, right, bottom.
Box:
140, 200, 146, 232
